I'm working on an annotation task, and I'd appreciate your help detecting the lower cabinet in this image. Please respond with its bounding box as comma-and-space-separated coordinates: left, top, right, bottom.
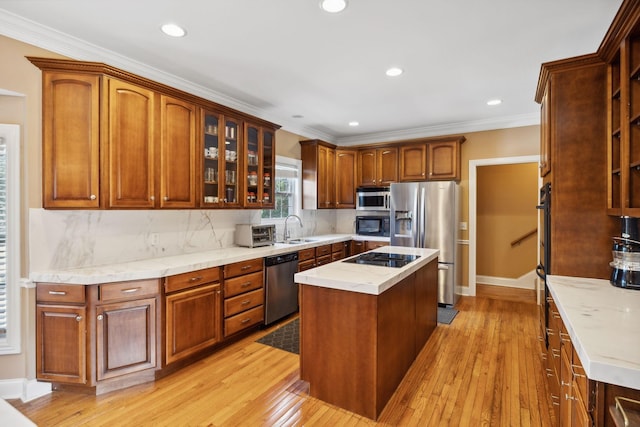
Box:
164, 267, 222, 365
315, 244, 332, 266
36, 279, 161, 393
298, 247, 316, 272
223, 258, 265, 337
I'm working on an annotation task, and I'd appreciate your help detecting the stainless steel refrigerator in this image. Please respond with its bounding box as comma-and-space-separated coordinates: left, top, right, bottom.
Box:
390, 181, 460, 306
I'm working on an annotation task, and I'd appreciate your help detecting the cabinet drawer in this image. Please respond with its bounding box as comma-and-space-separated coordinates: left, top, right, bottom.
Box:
331, 242, 348, 252
316, 244, 331, 257
224, 258, 263, 279
224, 289, 264, 317
36, 283, 85, 304
298, 259, 316, 272
224, 271, 264, 298
224, 305, 264, 337
165, 267, 221, 294
100, 279, 160, 302
316, 254, 332, 266
298, 248, 315, 262
572, 346, 589, 405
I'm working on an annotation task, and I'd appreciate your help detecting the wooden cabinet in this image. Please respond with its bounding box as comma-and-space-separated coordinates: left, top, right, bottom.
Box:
399, 144, 427, 181
427, 141, 461, 180
300, 139, 336, 209
536, 55, 618, 280
298, 247, 317, 272
358, 147, 398, 186
30, 57, 279, 211
223, 258, 264, 337
331, 241, 350, 261
41, 72, 100, 208
243, 123, 276, 208
335, 149, 357, 208
159, 95, 197, 208
164, 267, 222, 365
605, 29, 640, 216
36, 279, 161, 394
36, 283, 87, 384
104, 77, 156, 208
365, 240, 389, 251
351, 240, 365, 255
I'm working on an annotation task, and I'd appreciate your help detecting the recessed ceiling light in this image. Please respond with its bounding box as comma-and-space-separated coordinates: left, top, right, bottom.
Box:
487, 99, 502, 106
161, 23, 186, 38
385, 67, 404, 77
320, 0, 348, 13
349, 121, 359, 127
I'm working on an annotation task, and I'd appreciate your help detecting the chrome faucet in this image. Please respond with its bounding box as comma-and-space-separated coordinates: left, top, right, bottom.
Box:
284, 214, 303, 242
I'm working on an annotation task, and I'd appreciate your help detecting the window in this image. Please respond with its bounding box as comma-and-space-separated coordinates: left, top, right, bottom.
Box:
0, 124, 20, 354
262, 156, 301, 221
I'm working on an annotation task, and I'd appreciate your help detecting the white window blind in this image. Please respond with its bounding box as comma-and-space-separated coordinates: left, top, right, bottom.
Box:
262, 156, 301, 221
0, 124, 20, 354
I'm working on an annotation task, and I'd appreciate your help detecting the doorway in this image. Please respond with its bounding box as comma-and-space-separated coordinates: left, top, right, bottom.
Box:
467, 155, 540, 297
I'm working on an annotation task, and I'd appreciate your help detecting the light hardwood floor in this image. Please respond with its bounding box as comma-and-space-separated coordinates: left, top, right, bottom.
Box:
10, 291, 554, 426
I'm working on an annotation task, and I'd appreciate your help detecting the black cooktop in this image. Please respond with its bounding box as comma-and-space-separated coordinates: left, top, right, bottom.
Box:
342, 252, 420, 268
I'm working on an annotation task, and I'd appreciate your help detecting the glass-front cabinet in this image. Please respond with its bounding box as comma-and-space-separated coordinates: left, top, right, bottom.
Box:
202, 110, 241, 208
243, 123, 275, 208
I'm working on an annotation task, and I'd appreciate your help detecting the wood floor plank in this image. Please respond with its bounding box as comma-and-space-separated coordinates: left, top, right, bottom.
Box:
9, 291, 554, 426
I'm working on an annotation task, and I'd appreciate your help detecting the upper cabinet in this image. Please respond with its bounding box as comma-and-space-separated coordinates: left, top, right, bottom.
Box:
104, 78, 156, 208
243, 123, 275, 208
358, 147, 398, 186
605, 26, 640, 216
336, 149, 357, 208
399, 144, 427, 181
42, 72, 100, 208
29, 57, 279, 210
427, 141, 461, 181
300, 139, 336, 209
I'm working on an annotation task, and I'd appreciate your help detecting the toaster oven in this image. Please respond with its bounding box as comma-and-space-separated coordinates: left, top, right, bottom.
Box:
235, 224, 276, 248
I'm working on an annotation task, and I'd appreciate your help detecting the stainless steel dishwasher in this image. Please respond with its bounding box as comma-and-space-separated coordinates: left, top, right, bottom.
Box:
264, 252, 299, 325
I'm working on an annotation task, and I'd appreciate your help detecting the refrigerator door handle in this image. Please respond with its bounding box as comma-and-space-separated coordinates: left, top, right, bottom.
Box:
438, 264, 450, 270
418, 186, 426, 248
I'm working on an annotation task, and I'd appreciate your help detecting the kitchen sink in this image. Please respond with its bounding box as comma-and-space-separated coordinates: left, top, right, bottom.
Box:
282, 238, 318, 244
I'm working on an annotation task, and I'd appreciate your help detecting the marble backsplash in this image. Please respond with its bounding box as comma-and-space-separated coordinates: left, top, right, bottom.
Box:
29, 208, 351, 272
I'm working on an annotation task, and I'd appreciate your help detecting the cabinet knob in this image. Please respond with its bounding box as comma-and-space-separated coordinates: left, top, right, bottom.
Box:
164, 196, 169, 201
75, 315, 83, 322
89, 195, 96, 200
97, 314, 103, 321
150, 196, 155, 201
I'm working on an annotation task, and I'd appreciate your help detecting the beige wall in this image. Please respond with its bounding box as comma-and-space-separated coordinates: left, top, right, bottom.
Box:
0, 36, 67, 380
458, 125, 540, 286
477, 163, 539, 278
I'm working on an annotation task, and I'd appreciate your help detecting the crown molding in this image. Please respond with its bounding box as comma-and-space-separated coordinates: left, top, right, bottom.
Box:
334, 112, 540, 146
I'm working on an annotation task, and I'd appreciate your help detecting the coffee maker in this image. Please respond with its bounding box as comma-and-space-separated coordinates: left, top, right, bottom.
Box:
610, 216, 640, 289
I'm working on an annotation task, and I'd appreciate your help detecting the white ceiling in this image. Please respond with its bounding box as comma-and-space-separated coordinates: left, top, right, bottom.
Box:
0, 0, 623, 145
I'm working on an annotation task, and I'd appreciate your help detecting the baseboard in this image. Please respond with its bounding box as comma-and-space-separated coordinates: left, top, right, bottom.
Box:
0, 378, 51, 402
476, 270, 536, 290
0, 398, 36, 426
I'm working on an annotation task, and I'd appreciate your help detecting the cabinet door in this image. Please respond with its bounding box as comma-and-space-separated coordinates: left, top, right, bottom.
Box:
358, 149, 377, 186
105, 78, 156, 208
378, 147, 398, 185
399, 145, 427, 181
165, 284, 221, 364
318, 145, 336, 208
160, 95, 197, 208
96, 297, 157, 380
221, 117, 242, 207
427, 141, 459, 180
36, 304, 86, 384
351, 240, 365, 255
202, 110, 223, 207
261, 128, 275, 208
336, 149, 357, 208
42, 72, 100, 208
540, 84, 552, 177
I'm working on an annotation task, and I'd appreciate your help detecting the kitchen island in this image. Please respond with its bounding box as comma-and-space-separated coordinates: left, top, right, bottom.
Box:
294, 246, 439, 420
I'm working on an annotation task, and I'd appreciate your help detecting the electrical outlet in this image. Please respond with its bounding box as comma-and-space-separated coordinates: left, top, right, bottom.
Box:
149, 233, 159, 246
459, 222, 468, 231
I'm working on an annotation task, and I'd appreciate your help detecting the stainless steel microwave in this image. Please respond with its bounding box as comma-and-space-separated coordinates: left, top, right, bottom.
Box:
355, 216, 390, 237
356, 186, 390, 211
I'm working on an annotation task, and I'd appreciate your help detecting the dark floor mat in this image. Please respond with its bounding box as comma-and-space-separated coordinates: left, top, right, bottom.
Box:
256, 318, 299, 354
438, 306, 459, 324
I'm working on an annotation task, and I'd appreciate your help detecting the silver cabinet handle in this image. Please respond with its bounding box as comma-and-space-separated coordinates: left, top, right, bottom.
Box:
121, 287, 140, 294
48, 290, 67, 295
89, 195, 97, 200
189, 276, 203, 282
97, 314, 103, 321
75, 315, 83, 322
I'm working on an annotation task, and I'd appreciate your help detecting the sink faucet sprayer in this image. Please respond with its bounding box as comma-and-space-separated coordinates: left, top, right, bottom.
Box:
284, 215, 303, 241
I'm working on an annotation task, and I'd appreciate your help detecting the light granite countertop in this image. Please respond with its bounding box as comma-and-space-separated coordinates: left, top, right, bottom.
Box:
30, 234, 389, 285
294, 246, 439, 295
547, 275, 640, 390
